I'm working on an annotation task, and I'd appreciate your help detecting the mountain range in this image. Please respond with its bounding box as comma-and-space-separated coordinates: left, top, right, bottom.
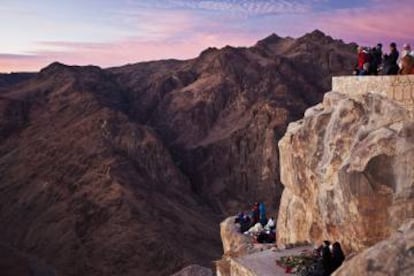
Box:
0, 30, 356, 275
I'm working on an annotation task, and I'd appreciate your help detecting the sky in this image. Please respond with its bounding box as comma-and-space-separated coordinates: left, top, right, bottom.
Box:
1, 0, 413, 72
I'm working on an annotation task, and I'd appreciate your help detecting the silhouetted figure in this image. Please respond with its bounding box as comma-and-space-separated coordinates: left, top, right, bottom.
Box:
330, 242, 345, 273
383, 42, 399, 75
321, 241, 332, 275
370, 43, 382, 75
256, 229, 275, 243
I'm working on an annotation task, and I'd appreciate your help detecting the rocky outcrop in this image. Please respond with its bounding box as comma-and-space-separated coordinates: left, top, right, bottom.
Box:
334, 219, 414, 275
220, 217, 256, 258
217, 217, 274, 276
277, 91, 414, 253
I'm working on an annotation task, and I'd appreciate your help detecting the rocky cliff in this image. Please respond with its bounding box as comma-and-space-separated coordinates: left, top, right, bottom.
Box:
0, 30, 356, 275
277, 91, 414, 253
334, 219, 414, 276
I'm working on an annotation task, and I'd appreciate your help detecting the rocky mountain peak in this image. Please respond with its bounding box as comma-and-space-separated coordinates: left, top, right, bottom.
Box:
299, 29, 335, 44
256, 33, 282, 46
39, 62, 102, 79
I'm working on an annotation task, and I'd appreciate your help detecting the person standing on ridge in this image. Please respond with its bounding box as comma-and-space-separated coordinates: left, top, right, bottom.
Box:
370, 43, 382, 75
399, 43, 414, 68
355, 46, 370, 75
383, 42, 399, 75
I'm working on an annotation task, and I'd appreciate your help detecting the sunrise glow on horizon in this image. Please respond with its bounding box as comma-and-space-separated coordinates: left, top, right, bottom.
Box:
1, 0, 413, 73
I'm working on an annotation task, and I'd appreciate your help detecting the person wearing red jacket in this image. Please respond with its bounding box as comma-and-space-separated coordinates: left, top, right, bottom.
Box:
356, 46, 370, 75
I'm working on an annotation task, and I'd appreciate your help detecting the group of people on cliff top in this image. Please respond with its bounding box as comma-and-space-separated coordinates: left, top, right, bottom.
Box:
234, 201, 276, 244
355, 42, 414, 76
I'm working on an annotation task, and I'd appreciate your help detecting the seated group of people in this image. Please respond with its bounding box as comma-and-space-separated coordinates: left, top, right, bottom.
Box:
234, 202, 276, 243
355, 42, 414, 75
313, 240, 345, 275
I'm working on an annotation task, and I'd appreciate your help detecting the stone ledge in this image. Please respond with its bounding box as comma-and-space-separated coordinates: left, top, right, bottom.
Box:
229, 246, 313, 276
332, 75, 414, 112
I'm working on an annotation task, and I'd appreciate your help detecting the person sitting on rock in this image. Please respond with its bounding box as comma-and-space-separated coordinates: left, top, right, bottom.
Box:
310, 240, 333, 276
330, 242, 345, 273
256, 228, 275, 243
264, 217, 275, 231
235, 212, 253, 233
244, 222, 263, 236
240, 214, 252, 233
235, 212, 244, 224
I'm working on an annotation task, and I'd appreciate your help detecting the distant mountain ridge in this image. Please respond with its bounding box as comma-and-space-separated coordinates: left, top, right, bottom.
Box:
0, 30, 356, 275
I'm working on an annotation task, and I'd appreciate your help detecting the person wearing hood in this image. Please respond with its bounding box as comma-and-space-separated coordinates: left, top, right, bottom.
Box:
399, 43, 414, 68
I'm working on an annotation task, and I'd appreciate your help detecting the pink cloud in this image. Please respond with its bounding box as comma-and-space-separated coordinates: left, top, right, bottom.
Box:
1, 0, 413, 72
311, 1, 414, 48
0, 32, 256, 72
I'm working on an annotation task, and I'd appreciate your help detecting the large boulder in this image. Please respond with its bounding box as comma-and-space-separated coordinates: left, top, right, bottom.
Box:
334, 219, 414, 275
277, 91, 414, 253
220, 217, 255, 258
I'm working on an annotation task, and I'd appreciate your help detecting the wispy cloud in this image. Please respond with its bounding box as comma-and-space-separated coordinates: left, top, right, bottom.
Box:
0, 54, 41, 60
165, 0, 312, 15
126, 0, 316, 16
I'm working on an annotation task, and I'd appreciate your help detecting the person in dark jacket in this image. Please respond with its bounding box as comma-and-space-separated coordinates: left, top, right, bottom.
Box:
330, 242, 345, 273
319, 240, 332, 276
370, 43, 382, 75
383, 42, 399, 75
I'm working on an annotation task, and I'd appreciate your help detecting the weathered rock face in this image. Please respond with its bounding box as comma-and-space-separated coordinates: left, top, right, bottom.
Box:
277, 91, 414, 253
220, 217, 256, 258
334, 219, 414, 276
